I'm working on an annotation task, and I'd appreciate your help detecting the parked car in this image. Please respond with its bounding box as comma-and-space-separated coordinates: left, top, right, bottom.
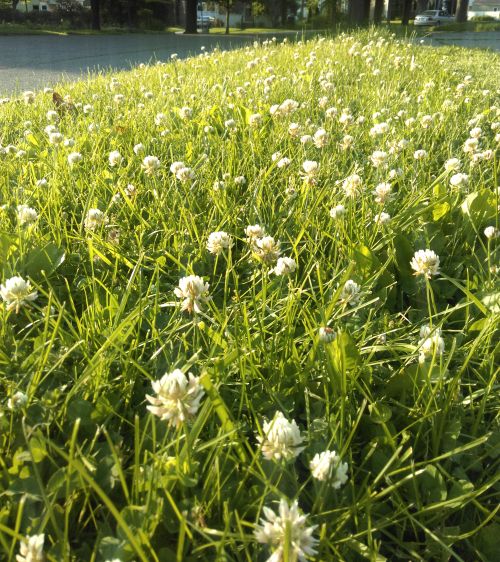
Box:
197, 15, 215, 29
414, 10, 455, 26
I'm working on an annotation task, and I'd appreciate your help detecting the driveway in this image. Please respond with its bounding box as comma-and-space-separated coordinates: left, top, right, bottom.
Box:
0, 32, 298, 95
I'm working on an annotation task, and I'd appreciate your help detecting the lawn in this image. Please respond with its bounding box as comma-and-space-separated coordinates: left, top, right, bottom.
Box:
0, 30, 499, 562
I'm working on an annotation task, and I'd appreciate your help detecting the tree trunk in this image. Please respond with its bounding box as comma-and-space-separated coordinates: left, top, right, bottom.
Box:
185, 0, 197, 33
12, 0, 19, 10
373, 0, 384, 23
416, 0, 428, 15
401, 0, 412, 25
327, 0, 338, 26
455, 0, 468, 22
90, 0, 101, 31
280, 0, 287, 26
225, 2, 230, 34
349, 0, 368, 24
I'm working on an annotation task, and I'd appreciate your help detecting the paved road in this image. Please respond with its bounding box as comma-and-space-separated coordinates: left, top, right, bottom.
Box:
0, 33, 300, 95
420, 30, 500, 51
0, 31, 498, 95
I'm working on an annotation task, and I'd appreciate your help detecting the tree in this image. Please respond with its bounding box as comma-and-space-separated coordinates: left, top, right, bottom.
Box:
185, 0, 197, 32
90, 0, 101, 30
455, 0, 468, 22
401, 0, 412, 25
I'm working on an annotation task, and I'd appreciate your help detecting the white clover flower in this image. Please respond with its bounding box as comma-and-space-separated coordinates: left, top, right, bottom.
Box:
22, 91, 35, 105
257, 411, 304, 462
340, 279, 361, 306
270, 98, 299, 116
484, 226, 499, 240
108, 150, 123, 167
146, 369, 204, 427
444, 158, 461, 172
469, 126, 482, 138
288, 122, 301, 137
175, 167, 195, 183
342, 174, 363, 197
313, 128, 328, 148
48, 132, 63, 145
67, 152, 82, 166
255, 499, 317, 562
83, 104, 93, 114
249, 113, 262, 127
413, 149, 428, 160
84, 208, 107, 230
340, 134, 354, 150
300, 134, 313, 145
133, 143, 145, 155
318, 326, 336, 343
224, 118, 237, 130
277, 157, 291, 168
17, 205, 38, 226
170, 161, 185, 175
310, 450, 349, 487
245, 224, 265, 241
418, 326, 445, 363
174, 275, 210, 314
1, 276, 38, 313
302, 160, 319, 176
411, 249, 440, 279
16, 533, 45, 562
271, 257, 297, 276
207, 231, 233, 255
142, 155, 161, 175
463, 138, 479, 154
370, 150, 388, 168
7, 391, 28, 410
374, 212, 391, 225
369, 122, 389, 136
253, 236, 281, 265
46, 110, 59, 123
234, 175, 246, 185
330, 204, 346, 220
373, 182, 392, 204
36, 178, 48, 188
179, 106, 193, 120
450, 173, 468, 189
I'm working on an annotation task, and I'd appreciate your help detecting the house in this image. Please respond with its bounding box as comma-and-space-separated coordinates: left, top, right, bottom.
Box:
16, 0, 87, 13
468, 0, 500, 18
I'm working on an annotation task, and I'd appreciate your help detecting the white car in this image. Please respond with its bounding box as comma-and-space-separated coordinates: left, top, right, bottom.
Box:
414, 10, 455, 26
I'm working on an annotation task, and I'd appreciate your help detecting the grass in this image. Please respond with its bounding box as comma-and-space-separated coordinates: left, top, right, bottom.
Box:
0, 29, 499, 562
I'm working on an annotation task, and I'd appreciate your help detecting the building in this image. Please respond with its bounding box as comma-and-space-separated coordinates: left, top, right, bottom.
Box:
16, 0, 87, 13
469, 0, 500, 18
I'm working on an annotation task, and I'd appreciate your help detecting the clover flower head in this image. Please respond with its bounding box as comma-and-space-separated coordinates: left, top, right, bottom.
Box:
342, 173, 362, 197
67, 152, 82, 166
271, 256, 297, 276
449, 173, 468, 188
109, 150, 123, 167
302, 160, 319, 176
318, 326, 336, 343
207, 231, 233, 255
179, 106, 193, 120
17, 205, 38, 226
313, 128, 328, 148
245, 224, 266, 241
340, 279, 361, 306
418, 326, 445, 363
16, 534, 45, 562
310, 450, 349, 487
170, 161, 185, 175
142, 155, 161, 175
22, 91, 35, 105
370, 150, 388, 168
133, 143, 145, 155
254, 499, 318, 562
253, 236, 281, 265
444, 158, 461, 172
484, 226, 499, 240
257, 411, 305, 462
7, 391, 28, 410
84, 208, 107, 230
330, 204, 346, 220
374, 212, 391, 225
146, 369, 204, 427
410, 249, 440, 279
413, 149, 428, 160
1, 276, 38, 313
174, 275, 210, 314
374, 182, 392, 204
175, 167, 195, 183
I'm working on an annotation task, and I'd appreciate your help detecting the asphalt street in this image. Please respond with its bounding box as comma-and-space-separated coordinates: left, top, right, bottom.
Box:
0, 31, 498, 95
